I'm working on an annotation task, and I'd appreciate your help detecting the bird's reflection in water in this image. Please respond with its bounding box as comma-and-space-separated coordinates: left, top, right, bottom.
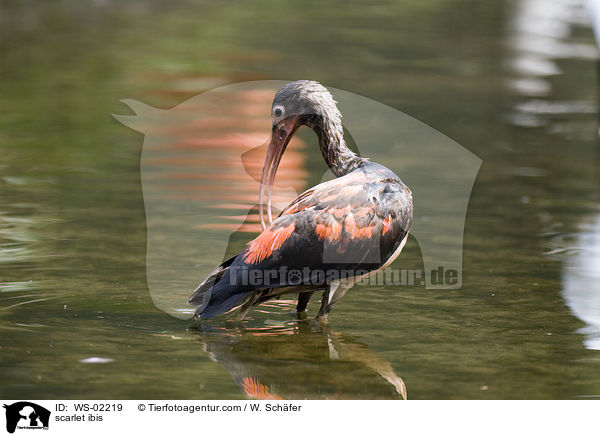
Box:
189, 302, 406, 400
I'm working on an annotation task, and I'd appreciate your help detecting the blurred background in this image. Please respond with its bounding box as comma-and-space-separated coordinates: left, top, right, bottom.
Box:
1, 0, 600, 399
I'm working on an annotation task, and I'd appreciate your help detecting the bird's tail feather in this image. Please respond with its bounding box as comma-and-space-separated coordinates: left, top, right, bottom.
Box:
188, 255, 238, 314
188, 255, 254, 319
198, 290, 252, 319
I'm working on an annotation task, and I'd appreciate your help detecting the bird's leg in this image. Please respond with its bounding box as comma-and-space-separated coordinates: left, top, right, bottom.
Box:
296, 291, 313, 313
316, 289, 331, 322
316, 279, 355, 321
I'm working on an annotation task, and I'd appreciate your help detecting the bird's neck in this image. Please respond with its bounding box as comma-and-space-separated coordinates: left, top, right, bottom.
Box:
312, 115, 364, 177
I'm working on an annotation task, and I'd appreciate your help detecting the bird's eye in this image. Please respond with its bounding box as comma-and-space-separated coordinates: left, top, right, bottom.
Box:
273, 106, 284, 118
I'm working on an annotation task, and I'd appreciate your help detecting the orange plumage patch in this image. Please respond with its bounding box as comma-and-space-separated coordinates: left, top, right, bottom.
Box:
382, 215, 392, 235
353, 224, 373, 238
243, 222, 296, 264
315, 220, 342, 242
344, 214, 374, 239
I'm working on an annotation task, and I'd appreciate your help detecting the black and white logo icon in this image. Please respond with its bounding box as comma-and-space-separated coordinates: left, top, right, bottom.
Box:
3, 402, 50, 434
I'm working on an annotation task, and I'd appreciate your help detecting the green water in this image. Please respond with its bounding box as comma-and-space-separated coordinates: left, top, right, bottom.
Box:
2, 0, 600, 399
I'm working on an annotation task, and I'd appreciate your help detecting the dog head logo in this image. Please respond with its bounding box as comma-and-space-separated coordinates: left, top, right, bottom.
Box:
3, 402, 50, 433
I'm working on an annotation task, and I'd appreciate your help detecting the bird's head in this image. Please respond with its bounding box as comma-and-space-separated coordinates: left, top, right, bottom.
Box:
260, 80, 342, 228
271, 80, 341, 128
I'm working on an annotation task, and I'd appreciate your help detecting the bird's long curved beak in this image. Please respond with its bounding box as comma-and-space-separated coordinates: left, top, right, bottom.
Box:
259, 117, 301, 229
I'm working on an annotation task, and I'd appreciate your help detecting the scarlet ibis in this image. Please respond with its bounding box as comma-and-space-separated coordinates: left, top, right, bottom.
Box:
189, 80, 413, 320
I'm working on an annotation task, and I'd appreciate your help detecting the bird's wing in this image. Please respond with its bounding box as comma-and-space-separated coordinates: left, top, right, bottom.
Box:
235, 168, 413, 288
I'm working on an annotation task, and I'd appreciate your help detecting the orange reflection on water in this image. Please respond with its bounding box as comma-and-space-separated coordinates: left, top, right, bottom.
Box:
142, 86, 308, 234
241, 377, 284, 400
